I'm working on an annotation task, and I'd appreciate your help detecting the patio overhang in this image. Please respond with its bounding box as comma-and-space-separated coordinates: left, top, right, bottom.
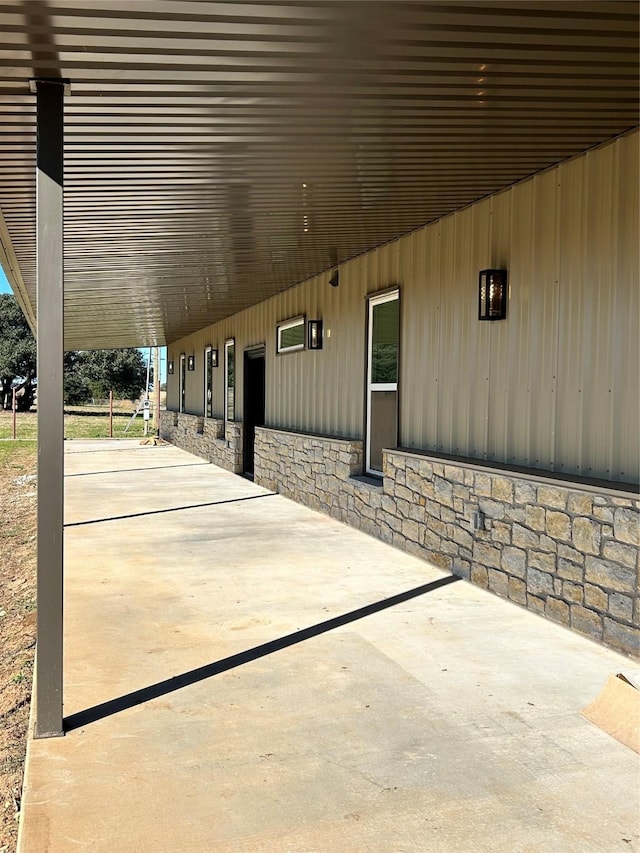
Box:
0, 1, 638, 351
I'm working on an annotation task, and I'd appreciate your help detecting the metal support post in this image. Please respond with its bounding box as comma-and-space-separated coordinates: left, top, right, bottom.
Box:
35, 78, 66, 738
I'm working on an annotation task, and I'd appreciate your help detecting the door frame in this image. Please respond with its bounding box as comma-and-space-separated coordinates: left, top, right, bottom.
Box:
365, 288, 400, 475
243, 344, 266, 478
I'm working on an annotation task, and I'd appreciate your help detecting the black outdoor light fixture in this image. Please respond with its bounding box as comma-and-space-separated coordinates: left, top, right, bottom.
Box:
307, 319, 323, 350
167, 360, 174, 374
207, 348, 219, 367
187, 354, 195, 371
478, 269, 508, 320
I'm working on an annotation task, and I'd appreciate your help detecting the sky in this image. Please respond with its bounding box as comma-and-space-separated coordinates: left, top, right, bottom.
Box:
0, 266, 10, 293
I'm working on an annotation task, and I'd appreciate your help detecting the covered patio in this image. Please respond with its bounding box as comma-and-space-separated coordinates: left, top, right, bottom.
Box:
18, 440, 639, 851
0, 0, 638, 738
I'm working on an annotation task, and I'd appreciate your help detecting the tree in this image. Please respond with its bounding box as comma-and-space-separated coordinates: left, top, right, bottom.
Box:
63, 352, 92, 405
66, 349, 147, 402
0, 294, 37, 411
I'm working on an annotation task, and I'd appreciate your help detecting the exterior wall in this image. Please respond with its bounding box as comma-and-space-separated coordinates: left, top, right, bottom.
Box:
166, 130, 639, 485
255, 427, 639, 659
160, 411, 243, 473
162, 131, 639, 655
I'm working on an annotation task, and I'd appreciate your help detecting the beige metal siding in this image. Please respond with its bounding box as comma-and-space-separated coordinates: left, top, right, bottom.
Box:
167, 131, 639, 484
555, 135, 640, 482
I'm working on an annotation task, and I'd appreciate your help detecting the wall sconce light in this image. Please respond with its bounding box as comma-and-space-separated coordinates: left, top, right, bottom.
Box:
167, 360, 174, 375
187, 355, 195, 371
307, 319, 323, 350
479, 269, 507, 320
207, 348, 219, 367
329, 269, 339, 288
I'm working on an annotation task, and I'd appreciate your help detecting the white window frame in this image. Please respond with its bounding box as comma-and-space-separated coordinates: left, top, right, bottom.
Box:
366, 289, 399, 474
179, 353, 186, 413
224, 338, 235, 423
276, 315, 305, 354
204, 345, 214, 418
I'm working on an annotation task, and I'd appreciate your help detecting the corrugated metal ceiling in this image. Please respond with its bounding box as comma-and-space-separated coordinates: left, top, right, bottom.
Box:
0, 0, 638, 349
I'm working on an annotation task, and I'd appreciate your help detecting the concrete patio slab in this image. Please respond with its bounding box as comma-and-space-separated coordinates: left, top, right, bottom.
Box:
18, 440, 640, 852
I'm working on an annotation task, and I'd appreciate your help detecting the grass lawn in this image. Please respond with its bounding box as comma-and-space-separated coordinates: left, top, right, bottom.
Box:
0, 406, 156, 440
0, 441, 37, 852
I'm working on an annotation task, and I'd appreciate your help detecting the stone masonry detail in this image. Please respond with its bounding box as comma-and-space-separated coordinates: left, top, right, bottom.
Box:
254, 428, 639, 658
160, 411, 243, 473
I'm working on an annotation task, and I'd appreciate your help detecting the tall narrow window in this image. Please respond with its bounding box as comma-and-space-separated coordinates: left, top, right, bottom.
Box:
179, 353, 186, 413
225, 339, 235, 422
205, 346, 214, 418
366, 290, 399, 474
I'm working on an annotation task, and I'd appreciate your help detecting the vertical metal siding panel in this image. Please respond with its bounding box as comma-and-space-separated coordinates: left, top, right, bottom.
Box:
298, 282, 312, 430
439, 207, 487, 457
436, 214, 456, 453
467, 200, 491, 458
264, 298, 277, 426
183, 331, 200, 415
452, 209, 475, 457
399, 229, 428, 449
488, 189, 518, 463
580, 148, 611, 478
612, 133, 640, 482
526, 169, 558, 471
299, 279, 313, 432
580, 147, 613, 478
338, 254, 367, 438
555, 156, 587, 477
318, 271, 340, 435
485, 193, 508, 462
506, 178, 536, 466
283, 286, 297, 429
423, 225, 442, 450
214, 320, 227, 420
281, 286, 296, 429
166, 343, 177, 410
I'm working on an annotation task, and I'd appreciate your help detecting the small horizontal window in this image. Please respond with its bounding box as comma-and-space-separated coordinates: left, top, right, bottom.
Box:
277, 316, 305, 353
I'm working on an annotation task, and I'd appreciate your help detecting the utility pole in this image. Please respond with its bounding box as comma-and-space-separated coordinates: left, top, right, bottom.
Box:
144, 347, 152, 436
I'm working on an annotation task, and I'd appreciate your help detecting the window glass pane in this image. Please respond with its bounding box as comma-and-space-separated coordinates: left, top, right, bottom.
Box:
371, 298, 399, 384
369, 390, 398, 471
278, 319, 304, 351
226, 342, 235, 421
205, 350, 213, 418
180, 357, 186, 412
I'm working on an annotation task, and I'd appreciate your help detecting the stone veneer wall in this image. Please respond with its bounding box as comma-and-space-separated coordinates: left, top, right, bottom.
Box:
254, 427, 639, 658
160, 410, 243, 473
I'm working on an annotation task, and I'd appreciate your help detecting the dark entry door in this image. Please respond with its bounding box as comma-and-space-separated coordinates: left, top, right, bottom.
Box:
243, 346, 265, 478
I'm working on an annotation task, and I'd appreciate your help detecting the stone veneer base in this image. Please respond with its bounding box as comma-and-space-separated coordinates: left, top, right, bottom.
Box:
254, 426, 639, 659
160, 410, 243, 473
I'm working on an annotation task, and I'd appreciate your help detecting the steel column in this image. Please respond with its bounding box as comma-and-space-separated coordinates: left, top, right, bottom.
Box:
35, 79, 66, 738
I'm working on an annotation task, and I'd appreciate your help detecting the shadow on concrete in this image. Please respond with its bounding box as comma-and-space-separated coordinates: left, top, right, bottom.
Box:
65, 446, 158, 454
64, 492, 275, 528
64, 574, 460, 731
65, 462, 210, 478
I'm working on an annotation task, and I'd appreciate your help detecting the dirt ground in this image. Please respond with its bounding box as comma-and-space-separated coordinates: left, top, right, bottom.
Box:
0, 442, 37, 853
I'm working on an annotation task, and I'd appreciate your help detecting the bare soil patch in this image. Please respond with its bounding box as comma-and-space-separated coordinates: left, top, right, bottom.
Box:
0, 442, 37, 853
